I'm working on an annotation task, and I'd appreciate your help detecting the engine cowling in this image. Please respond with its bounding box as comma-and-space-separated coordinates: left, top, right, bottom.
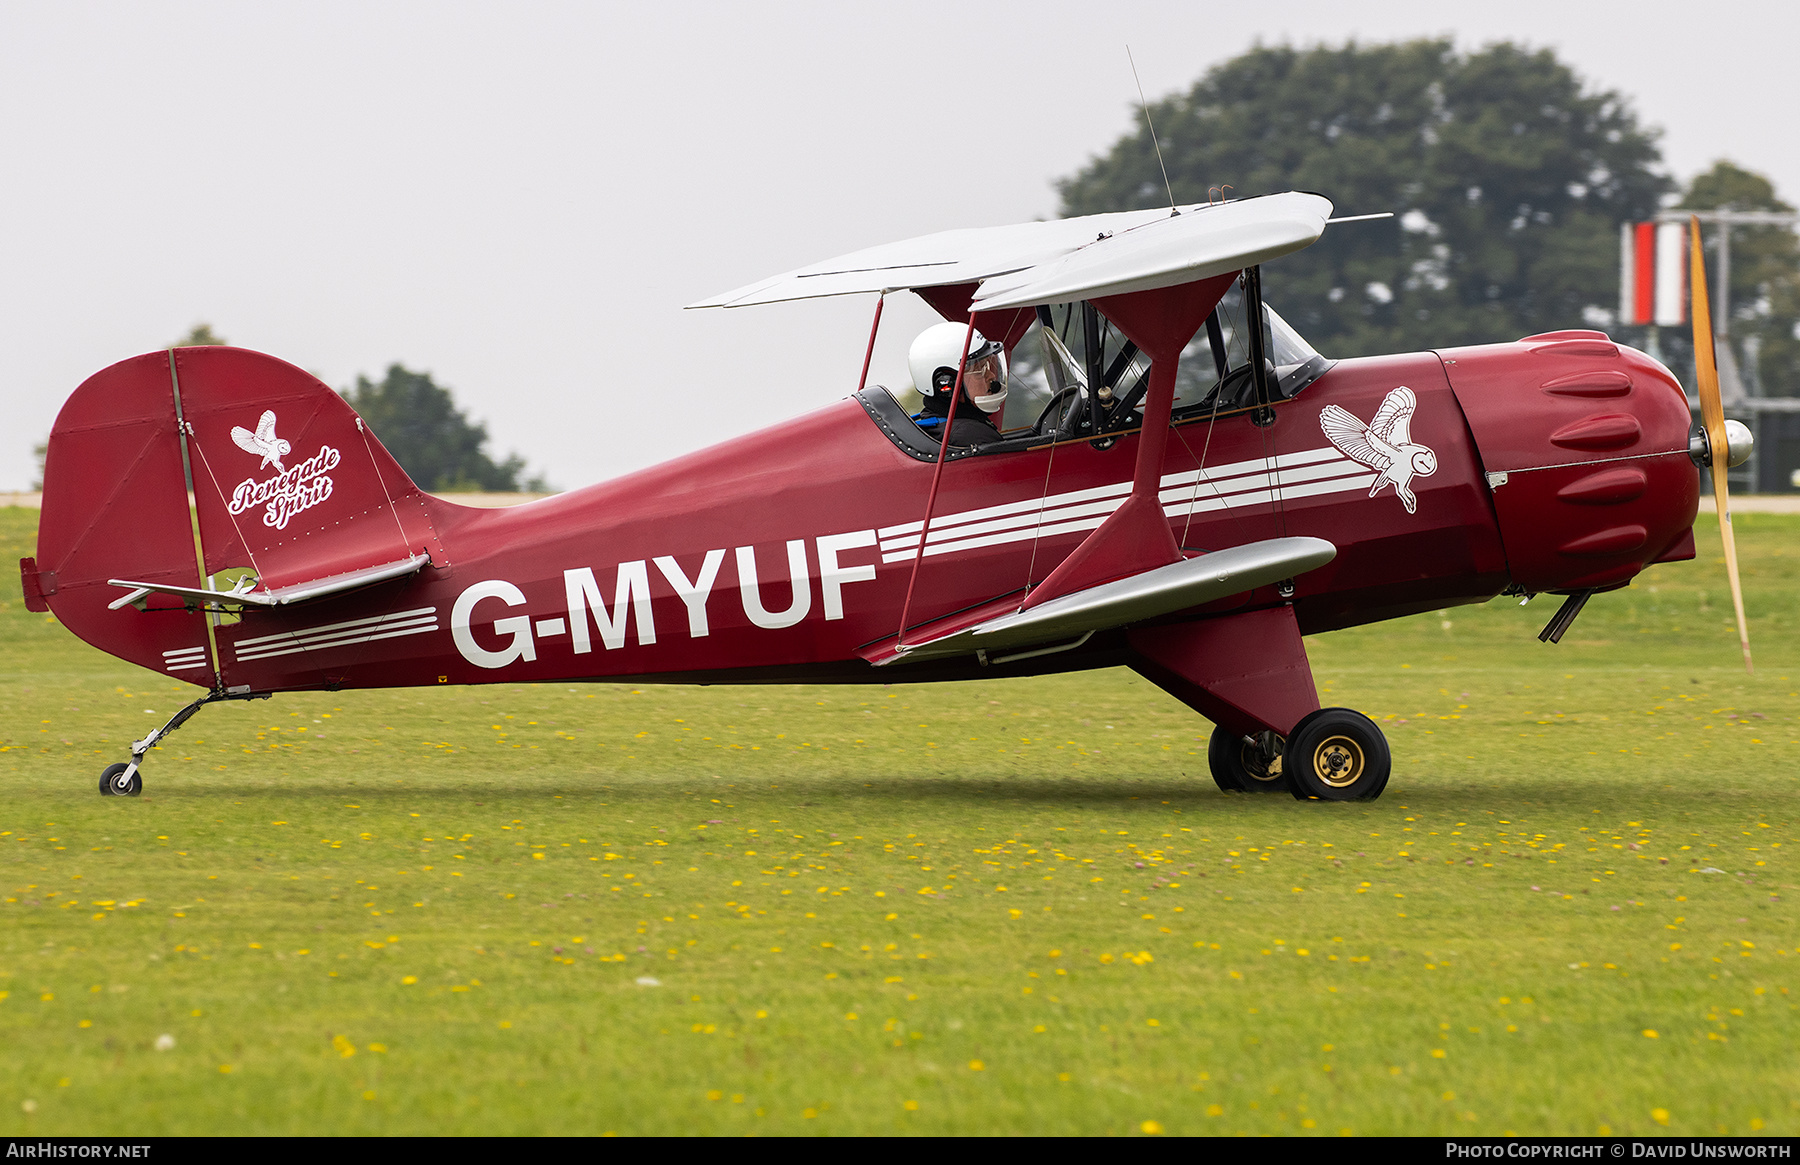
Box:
1437, 330, 1699, 594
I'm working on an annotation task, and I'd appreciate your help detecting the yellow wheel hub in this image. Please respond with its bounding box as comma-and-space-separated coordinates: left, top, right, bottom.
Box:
1310, 735, 1365, 788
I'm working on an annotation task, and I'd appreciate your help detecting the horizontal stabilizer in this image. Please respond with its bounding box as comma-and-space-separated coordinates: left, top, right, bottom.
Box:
109, 553, 431, 611
883, 536, 1336, 665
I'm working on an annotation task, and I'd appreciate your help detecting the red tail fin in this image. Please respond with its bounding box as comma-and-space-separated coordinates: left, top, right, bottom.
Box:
34, 347, 445, 687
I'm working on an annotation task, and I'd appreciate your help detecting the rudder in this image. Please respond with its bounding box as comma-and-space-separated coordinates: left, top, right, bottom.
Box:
29, 347, 445, 688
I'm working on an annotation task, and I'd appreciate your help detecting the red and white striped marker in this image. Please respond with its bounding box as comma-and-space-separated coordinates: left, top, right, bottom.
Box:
1619, 220, 1687, 325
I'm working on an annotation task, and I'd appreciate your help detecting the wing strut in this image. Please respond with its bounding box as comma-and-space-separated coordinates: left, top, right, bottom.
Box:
895, 318, 979, 646
1019, 271, 1238, 610
855, 292, 886, 394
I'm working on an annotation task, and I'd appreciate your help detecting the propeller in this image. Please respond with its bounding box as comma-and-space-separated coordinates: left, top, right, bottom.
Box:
1688, 215, 1754, 673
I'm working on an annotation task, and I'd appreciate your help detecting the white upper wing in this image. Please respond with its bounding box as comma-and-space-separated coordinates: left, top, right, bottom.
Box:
688, 192, 1333, 311
972, 193, 1332, 310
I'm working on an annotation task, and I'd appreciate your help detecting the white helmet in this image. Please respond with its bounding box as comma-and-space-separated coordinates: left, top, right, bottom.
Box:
908, 322, 1008, 413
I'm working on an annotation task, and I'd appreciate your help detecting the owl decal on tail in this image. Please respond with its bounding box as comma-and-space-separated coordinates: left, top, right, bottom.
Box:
231, 410, 291, 472
1319, 386, 1438, 514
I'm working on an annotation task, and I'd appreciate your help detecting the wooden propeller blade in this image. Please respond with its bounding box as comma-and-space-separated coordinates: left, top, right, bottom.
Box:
1689, 215, 1753, 673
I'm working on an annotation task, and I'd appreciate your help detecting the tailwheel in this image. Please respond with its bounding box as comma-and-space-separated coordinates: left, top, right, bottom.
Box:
1285, 709, 1390, 801
1207, 726, 1289, 793
98, 762, 142, 798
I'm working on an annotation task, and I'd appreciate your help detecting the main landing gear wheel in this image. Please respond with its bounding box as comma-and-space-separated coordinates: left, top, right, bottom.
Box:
1207, 726, 1289, 793
1285, 709, 1390, 801
98, 763, 141, 797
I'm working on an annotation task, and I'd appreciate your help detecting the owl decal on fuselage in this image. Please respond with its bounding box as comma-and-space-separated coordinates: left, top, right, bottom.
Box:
1318, 386, 1439, 514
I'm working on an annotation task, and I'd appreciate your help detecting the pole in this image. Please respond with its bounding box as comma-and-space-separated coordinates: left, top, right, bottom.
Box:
1717, 220, 1731, 338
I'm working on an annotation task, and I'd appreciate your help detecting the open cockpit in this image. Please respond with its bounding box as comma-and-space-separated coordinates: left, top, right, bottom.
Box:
860, 271, 1333, 461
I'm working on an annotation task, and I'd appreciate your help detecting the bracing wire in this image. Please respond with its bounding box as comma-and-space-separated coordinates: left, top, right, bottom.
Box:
1176, 289, 1254, 549
358, 419, 413, 552
1175, 392, 1227, 549
187, 443, 267, 584
1022, 418, 1059, 595
1260, 398, 1288, 538
1248, 293, 1289, 538
1172, 387, 1261, 553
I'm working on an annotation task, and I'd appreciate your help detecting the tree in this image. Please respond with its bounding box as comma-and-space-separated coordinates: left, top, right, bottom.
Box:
1057, 40, 1669, 356
176, 323, 226, 346
342, 365, 548, 492
1676, 161, 1800, 397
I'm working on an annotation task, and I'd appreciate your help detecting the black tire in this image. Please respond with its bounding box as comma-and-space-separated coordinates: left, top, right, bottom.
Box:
1284, 709, 1390, 801
1207, 725, 1289, 793
98, 763, 141, 797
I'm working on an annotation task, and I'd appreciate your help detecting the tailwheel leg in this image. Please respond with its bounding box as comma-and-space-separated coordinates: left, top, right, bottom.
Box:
95, 688, 268, 797
1285, 708, 1391, 801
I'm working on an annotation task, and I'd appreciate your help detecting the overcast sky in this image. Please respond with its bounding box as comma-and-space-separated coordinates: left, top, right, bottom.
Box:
4, 0, 1796, 493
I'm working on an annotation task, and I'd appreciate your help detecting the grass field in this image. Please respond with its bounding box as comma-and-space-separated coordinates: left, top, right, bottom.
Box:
1, 504, 1796, 1136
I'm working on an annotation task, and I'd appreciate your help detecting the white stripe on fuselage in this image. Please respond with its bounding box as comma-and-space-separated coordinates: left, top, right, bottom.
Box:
230, 607, 440, 663
877, 447, 1365, 563
162, 645, 208, 673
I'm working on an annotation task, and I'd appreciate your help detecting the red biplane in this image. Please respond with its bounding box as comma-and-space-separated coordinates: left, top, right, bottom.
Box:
22, 193, 1751, 801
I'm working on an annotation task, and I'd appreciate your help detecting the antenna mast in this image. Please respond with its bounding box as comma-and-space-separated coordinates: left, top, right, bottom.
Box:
1127, 46, 1178, 215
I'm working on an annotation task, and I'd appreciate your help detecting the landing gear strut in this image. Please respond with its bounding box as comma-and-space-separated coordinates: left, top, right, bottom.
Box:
96, 687, 270, 797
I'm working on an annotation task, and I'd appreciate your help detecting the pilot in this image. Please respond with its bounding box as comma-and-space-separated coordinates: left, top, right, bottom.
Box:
908, 322, 1007, 447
